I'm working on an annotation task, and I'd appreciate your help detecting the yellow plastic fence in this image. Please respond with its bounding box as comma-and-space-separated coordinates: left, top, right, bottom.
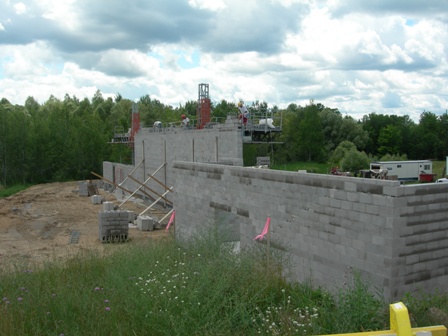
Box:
320, 302, 446, 336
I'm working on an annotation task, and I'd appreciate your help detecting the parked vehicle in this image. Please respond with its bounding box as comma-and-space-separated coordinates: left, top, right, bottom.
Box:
370, 160, 433, 181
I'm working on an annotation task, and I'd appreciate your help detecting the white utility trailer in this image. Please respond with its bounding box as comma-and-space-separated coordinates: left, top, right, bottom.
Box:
370, 160, 433, 181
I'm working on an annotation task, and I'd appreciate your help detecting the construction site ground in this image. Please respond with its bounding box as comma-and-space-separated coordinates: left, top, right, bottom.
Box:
0, 181, 171, 268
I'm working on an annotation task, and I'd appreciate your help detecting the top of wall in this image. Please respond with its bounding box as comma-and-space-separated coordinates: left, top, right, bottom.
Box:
173, 161, 448, 197
174, 161, 402, 194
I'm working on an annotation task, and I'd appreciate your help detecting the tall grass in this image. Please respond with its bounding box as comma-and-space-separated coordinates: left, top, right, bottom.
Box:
1, 234, 447, 335
0, 184, 31, 198
432, 161, 446, 179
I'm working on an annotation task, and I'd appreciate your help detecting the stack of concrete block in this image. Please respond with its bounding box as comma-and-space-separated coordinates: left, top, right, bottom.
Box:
78, 181, 89, 196
136, 215, 156, 231
256, 156, 270, 168
98, 210, 130, 243
91, 195, 102, 205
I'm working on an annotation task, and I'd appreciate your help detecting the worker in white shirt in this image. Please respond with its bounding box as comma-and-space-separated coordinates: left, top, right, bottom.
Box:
237, 101, 249, 126
181, 114, 190, 129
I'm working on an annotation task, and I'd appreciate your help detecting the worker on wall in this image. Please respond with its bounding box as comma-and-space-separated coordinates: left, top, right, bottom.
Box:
181, 114, 190, 129
237, 101, 249, 126
153, 121, 162, 131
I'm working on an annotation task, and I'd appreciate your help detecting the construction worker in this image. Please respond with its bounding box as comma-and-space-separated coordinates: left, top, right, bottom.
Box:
237, 101, 249, 126
181, 114, 190, 129
153, 121, 162, 131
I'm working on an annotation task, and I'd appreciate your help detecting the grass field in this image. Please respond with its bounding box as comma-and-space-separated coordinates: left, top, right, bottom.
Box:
0, 184, 30, 198
1, 233, 447, 335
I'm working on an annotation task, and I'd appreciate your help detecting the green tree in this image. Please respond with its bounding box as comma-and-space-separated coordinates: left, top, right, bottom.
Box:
1, 102, 36, 185
413, 111, 441, 160
361, 113, 415, 158
330, 141, 357, 166
340, 116, 369, 150
296, 102, 326, 162
66, 114, 108, 179
362, 113, 394, 155
320, 108, 343, 152
24, 96, 40, 115
436, 111, 448, 160
377, 125, 402, 157
341, 149, 370, 173
379, 153, 408, 161
212, 99, 235, 122
139, 95, 178, 127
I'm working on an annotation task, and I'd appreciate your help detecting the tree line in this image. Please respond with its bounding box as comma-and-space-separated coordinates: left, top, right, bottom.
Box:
1, 91, 447, 186
271, 101, 448, 173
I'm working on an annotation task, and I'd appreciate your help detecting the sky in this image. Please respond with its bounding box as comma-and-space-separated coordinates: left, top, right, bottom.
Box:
0, 0, 447, 121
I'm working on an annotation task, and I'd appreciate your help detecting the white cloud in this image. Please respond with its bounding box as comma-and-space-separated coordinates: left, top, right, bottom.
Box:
0, 0, 447, 122
188, 0, 226, 11
13, 2, 27, 14
1, 42, 59, 79
94, 49, 161, 77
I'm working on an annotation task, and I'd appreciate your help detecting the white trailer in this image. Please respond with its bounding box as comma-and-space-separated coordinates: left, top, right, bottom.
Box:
370, 160, 432, 181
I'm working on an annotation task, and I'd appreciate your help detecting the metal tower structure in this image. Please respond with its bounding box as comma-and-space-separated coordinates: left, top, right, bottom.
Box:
196, 83, 211, 129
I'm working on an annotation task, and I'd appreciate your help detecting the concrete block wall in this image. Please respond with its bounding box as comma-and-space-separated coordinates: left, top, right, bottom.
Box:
392, 184, 448, 297
172, 161, 448, 300
102, 162, 142, 199
103, 126, 243, 203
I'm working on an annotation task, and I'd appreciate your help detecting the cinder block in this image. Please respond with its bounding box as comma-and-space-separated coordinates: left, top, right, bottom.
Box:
91, 195, 102, 205
137, 215, 155, 231
103, 202, 115, 211
128, 211, 136, 223
78, 182, 89, 196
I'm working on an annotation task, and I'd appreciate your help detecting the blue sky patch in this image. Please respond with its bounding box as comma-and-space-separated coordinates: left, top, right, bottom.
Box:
405, 19, 415, 27
176, 50, 200, 69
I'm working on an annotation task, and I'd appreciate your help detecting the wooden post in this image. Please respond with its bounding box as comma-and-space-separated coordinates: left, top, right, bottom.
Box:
139, 187, 173, 216
104, 160, 144, 200
164, 139, 167, 208
127, 175, 172, 205
142, 140, 145, 180
91, 171, 134, 196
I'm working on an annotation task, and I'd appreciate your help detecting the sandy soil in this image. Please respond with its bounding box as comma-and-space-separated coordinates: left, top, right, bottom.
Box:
0, 181, 171, 267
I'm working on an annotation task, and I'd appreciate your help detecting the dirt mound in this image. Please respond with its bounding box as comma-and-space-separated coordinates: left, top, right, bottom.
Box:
0, 181, 170, 267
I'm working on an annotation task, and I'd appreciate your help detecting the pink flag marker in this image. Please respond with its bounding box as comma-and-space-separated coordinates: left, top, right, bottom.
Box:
165, 210, 175, 230
254, 217, 271, 241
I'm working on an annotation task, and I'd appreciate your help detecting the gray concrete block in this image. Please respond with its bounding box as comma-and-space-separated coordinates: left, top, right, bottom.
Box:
137, 215, 155, 231
91, 195, 102, 205
103, 202, 115, 211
